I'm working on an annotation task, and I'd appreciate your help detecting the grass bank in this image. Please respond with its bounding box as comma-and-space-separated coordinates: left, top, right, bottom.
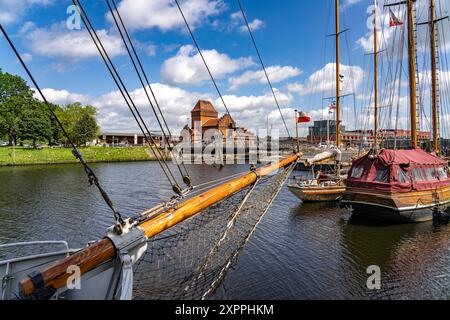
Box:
0, 146, 170, 166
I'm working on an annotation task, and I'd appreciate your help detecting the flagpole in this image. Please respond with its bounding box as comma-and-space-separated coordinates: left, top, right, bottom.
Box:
327, 112, 330, 148
295, 109, 300, 154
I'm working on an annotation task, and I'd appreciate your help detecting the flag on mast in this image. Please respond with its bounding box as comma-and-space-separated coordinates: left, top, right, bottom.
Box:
389, 8, 404, 27
297, 111, 311, 123
329, 101, 337, 113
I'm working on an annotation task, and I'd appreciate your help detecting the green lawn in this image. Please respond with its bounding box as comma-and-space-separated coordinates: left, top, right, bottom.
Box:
0, 146, 169, 166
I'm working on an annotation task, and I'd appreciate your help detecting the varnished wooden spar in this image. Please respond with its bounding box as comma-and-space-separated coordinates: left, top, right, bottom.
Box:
19, 154, 298, 296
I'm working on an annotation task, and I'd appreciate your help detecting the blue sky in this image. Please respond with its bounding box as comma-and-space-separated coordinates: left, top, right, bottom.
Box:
1, 0, 449, 137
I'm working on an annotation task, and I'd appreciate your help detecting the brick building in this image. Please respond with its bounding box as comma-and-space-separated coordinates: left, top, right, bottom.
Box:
190, 100, 237, 137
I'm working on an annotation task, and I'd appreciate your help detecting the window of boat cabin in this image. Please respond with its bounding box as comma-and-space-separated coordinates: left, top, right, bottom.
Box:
412, 168, 426, 181
397, 168, 410, 183
412, 167, 438, 182
437, 167, 448, 180
424, 168, 438, 181
351, 166, 364, 179
374, 168, 389, 183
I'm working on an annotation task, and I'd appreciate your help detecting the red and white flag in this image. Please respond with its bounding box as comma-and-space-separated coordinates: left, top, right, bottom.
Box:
389, 9, 404, 27
297, 111, 311, 123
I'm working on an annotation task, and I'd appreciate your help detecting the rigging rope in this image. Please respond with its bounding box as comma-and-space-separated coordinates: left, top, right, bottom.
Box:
106, 0, 192, 187
173, 0, 234, 122
74, 0, 185, 196
174, 0, 254, 161
236, 0, 292, 139
0, 24, 124, 228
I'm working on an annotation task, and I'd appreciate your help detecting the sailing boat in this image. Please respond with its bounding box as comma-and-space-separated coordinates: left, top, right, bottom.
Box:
288, 0, 346, 203
341, 0, 450, 222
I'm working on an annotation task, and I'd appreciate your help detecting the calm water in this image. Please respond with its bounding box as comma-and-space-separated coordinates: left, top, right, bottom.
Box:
1, 162, 450, 300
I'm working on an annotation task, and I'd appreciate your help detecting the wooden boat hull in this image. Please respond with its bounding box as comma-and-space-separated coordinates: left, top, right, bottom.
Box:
288, 185, 346, 202
341, 186, 450, 223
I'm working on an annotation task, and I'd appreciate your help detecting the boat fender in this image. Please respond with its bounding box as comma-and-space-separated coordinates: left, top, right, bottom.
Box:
106, 219, 148, 265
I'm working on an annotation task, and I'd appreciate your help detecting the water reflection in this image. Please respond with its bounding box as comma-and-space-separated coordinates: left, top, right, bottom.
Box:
1, 163, 450, 299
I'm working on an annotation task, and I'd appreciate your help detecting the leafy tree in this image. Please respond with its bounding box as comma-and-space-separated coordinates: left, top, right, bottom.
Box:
18, 101, 52, 148
73, 112, 99, 146
55, 103, 99, 146
0, 69, 35, 146
45, 102, 61, 145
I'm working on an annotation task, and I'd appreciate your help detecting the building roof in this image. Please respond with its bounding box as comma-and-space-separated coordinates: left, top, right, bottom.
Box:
192, 100, 218, 114
101, 132, 162, 137
203, 119, 219, 127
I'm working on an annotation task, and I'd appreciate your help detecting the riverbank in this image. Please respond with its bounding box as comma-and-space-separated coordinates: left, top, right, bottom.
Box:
0, 146, 170, 166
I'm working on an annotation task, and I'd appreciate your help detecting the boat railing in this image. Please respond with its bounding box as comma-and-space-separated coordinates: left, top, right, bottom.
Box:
0, 241, 78, 300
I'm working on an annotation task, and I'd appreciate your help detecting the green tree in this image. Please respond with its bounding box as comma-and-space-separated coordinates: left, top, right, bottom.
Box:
72, 112, 99, 146
56, 103, 99, 146
18, 101, 52, 148
45, 102, 61, 145
0, 69, 35, 145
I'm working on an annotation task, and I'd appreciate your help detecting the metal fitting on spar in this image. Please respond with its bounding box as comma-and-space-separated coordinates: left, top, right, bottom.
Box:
106, 219, 148, 266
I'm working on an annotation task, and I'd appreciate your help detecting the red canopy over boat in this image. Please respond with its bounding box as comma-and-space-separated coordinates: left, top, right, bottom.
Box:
376, 148, 447, 166
347, 148, 450, 192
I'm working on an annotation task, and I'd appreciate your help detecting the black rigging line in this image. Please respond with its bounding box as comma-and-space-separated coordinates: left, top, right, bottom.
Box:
73, 0, 184, 195
236, 0, 292, 139
0, 24, 124, 227
174, 0, 233, 118
107, 0, 191, 186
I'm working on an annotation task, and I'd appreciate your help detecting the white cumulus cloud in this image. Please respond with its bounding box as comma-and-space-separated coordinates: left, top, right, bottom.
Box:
34, 88, 90, 105
161, 44, 254, 86
107, 0, 225, 31
25, 23, 126, 59
229, 65, 301, 90
289, 63, 366, 97
0, 0, 53, 25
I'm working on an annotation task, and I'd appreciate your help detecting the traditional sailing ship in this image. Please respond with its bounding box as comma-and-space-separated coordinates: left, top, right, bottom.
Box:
0, 0, 299, 300
341, 0, 450, 222
288, 0, 346, 203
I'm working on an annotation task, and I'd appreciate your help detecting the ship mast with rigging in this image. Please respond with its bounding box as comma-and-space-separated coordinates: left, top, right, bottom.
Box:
407, 0, 418, 148
335, 0, 342, 148
373, 0, 379, 150
416, 0, 448, 154
430, 0, 440, 154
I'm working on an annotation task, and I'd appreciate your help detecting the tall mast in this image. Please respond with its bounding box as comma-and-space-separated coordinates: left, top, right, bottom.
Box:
335, 0, 341, 147
429, 0, 439, 154
373, 0, 379, 149
407, 0, 418, 148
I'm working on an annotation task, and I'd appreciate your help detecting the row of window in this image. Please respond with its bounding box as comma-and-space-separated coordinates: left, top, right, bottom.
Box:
351, 166, 450, 183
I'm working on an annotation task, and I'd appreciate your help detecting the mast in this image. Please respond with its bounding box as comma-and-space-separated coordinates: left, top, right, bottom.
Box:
407, 0, 418, 148
295, 110, 300, 153
429, 0, 439, 154
373, 0, 379, 149
335, 0, 341, 147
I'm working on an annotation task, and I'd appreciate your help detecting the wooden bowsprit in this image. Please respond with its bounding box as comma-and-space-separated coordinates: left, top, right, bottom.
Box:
18, 154, 298, 299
